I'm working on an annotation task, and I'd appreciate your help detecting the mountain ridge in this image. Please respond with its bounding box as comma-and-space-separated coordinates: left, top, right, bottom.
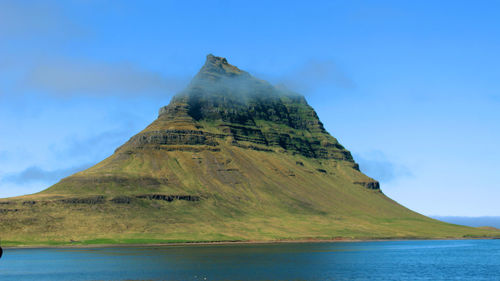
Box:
0, 54, 497, 246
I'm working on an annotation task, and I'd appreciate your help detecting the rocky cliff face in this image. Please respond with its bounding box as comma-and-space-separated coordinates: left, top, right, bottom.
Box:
120, 54, 357, 163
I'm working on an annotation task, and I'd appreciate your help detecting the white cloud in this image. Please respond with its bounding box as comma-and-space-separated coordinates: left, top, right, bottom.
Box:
275, 59, 356, 93
23, 59, 188, 97
354, 150, 412, 183
1, 164, 91, 184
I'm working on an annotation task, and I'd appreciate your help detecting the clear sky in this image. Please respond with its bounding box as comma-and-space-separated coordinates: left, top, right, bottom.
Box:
1, 0, 499, 216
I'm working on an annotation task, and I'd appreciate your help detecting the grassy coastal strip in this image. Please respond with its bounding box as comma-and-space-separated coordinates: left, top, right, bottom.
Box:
3, 234, 499, 248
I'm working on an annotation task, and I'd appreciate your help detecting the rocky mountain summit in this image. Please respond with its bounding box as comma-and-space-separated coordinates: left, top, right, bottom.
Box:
0, 55, 495, 246
47, 54, 378, 196
128, 54, 357, 164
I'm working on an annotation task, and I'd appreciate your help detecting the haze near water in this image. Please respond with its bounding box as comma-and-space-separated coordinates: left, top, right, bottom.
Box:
1, 240, 499, 281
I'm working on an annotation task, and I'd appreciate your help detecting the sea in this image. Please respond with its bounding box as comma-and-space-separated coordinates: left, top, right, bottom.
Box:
0, 239, 499, 280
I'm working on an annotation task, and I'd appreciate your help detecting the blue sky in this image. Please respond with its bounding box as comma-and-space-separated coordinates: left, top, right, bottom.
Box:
0, 0, 499, 216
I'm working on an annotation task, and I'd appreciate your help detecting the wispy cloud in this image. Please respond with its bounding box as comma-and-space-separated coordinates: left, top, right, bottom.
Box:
0, 1, 187, 98
354, 151, 412, 183
50, 127, 132, 162
1, 164, 92, 184
275, 60, 356, 93
22, 59, 188, 97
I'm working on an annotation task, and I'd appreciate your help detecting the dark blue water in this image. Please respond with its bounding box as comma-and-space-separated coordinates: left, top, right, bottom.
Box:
1, 240, 499, 280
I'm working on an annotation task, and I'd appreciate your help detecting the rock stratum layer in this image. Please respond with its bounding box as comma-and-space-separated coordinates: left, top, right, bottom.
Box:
1, 55, 497, 245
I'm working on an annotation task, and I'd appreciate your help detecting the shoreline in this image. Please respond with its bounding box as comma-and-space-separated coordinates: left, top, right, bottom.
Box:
4, 237, 498, 249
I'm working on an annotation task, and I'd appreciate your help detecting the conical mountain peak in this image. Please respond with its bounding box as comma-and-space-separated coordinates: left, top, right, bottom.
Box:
1, 54, 492, 246
168, 54, 288, 121
195, 54, 250, 81
151, 55, 355, 163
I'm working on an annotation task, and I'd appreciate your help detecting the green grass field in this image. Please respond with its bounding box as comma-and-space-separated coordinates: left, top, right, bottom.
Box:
1, 145, 498, 247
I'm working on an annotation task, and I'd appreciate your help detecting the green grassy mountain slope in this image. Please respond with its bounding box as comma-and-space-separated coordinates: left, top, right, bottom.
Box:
1, 55, 497, 246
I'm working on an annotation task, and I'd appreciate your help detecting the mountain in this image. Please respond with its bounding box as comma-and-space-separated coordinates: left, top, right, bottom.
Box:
0, 55, 497, 246
432, 216, 500, 229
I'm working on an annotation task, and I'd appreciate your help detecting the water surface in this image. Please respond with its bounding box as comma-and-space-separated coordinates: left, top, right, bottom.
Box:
1, 240, 499, 280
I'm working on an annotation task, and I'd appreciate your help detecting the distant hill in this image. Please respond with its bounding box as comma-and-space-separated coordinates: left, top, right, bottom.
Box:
0, 55, 498, 246
433, 216, 500, 229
